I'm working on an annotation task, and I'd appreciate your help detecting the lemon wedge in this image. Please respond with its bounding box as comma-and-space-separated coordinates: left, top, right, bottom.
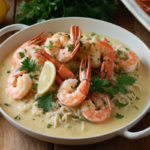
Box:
38, 61, 56, 95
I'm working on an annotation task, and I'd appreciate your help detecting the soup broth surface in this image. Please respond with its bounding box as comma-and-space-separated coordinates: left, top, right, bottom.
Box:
0, 32, 149, 138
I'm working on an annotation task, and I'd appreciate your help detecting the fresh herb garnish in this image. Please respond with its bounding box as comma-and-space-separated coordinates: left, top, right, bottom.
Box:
134, 105, 139, 110
17, 0, 118, 25
90, 74, 136, 99
32, 83, 38, 89
47, 124, 52, 128
48, 41, 53, 50
20, 57, 41, 73
19, 52, 25, 58
35, 92, 55, 112
4, 103, 11, 106
7, 70, 11, 74
103, 100, 107, 105
53, 54, 57, 59
91, 33, 96, 36
73, 116, 84, 121
115, 102, 128, 107
135, 96, 140, 100
116, 113, 124, 119
14, 115, 21, 120
30, 74, 38, 80
125, 48, 129, 51
116, 49, 123, 55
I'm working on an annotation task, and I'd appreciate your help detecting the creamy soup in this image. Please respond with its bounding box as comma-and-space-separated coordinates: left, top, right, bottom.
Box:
0, 32, 149, 138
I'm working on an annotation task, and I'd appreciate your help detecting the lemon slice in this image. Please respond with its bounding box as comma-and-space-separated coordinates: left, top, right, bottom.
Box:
38, 61, 56, 95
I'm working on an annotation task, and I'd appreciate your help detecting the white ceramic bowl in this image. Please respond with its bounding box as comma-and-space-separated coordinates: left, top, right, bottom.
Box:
0, 17, 150, 145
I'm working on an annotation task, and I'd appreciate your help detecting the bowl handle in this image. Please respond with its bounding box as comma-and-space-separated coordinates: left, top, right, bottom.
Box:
0, 24, 28, 46
120, 127, 150, 139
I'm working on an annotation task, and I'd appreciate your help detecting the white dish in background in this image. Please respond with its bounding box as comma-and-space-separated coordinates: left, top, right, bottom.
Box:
121, 0, 150, 32
0, 17, 150, 145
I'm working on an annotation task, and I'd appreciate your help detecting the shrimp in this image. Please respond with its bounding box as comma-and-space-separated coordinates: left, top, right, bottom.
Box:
117, 51, 140, 73
6, 67, 32, 100
57, 55, 91, 107
12, 30, 49, 68
77, 39, 116, 79
81, 92, 112, 123
25, 45, 45, 66
37, 50, 77, 85
44, 25, 81, 62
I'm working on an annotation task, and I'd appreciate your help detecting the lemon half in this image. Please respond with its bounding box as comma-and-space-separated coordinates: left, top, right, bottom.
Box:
38, 61, 56, 95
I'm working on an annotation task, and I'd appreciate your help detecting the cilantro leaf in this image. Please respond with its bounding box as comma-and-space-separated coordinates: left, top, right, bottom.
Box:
48, 41, 53, 50
20, 57, 41, 73
19, 52, 25, 58
116, 113, 124, 119
32, 83, 38, 89
116, 102, 128, 107
7, 70, 11, 74
35, 92, 55, 112
116, 74, 136, 86
116, 49, 123, 55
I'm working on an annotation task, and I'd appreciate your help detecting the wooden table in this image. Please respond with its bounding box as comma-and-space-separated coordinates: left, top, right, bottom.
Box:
0, 1, 150, 150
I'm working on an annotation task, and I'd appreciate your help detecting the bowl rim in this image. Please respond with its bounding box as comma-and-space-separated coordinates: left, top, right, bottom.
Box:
0, 17, 150, 140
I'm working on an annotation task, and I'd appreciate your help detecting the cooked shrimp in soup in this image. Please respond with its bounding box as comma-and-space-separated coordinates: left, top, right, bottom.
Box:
0, 28, 149, 138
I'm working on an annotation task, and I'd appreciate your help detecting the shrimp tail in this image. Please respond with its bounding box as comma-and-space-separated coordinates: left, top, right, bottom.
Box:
78, 55, 91, 95
101, 60, 114, 79
37, 49, 76, 84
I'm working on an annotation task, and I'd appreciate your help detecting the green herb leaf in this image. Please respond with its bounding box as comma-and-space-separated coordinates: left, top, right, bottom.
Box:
47, 124, 52, 128
35, 92, 55, 112
16, 0, 118, 25
116, 113, 124, 119
47, 41, 53, 50
32, 83, 38, 89
73, 116, 84, 121
116, 74, 136, 86
4, 103, 11, 106
136, 96, 140, 100
7, 70, 11, 74
19, 52, 25, 58
116, 49, 123, 55
134, 105, 139, 110
20, 57, 41, 73
91, 33, 96, 36
14, 115, 21, 120
116, 102, 128, 107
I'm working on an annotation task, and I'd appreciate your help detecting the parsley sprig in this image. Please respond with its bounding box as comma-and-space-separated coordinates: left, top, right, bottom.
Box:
20, 57, 41, 73
35, 92, 55, 112
90, 74, 136, 99
17, 0, 118, 25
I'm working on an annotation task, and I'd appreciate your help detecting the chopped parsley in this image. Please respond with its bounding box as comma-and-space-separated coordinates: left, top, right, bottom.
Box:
4, 103, 11, 106
67, 44, 75, 52
20, 57, 41, 73
71, 86, 73, 89
91, 33, 96, 36
116, 49, 123, 55
30, 74, 38, 80
116, 113, 124, 119
53, 54, 57, 59
125, 48, 129, 51
14, 115, 21, 120
19, 52, 25, 58
73, 116, 84, 121
115, 102, 128, 107
32, 83, 38, 89
50, 32, 54, 36
103, 100, 107, 105
134, 105, 139, 110
47, 124, 52, 128
135, 96, 140, 100
24, 49, 27, 53
7, 70, 11, 74
81, 67, 84, 71
48, 41, 53, 50
35, 92, 55, 112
